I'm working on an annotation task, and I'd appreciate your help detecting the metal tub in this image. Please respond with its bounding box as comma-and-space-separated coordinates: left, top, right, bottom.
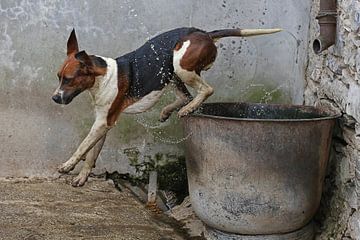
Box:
182, 102, 339, 235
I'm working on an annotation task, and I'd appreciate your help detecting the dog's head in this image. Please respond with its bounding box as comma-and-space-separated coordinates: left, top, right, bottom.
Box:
52, 29, 105, 105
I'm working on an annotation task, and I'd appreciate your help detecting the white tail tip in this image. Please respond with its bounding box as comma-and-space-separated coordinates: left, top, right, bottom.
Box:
240, 28, 283, 36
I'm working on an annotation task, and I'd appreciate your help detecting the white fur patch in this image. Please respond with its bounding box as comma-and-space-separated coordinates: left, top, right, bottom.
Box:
172, 40, 200, 84
88, 57, 119, 121
59, 57, 119, 174
172, 40, 214, 117
123, 90, 164, 114
54, 88, 64, 98
173, 40, 190, 73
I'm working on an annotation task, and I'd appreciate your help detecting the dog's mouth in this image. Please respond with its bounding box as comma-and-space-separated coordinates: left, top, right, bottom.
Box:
52, 89, 82, 105
52, 94, 71, 105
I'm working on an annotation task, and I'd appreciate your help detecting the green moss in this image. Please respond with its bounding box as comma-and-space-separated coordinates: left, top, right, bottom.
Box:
123, 147, 140, 165
243, 84, 291, 104
157, 156, 188, 202
123, 150, 188, 203
151, 118, 185, 144
113, 115, 148, 144
155, 89, 176, 106
109, 87, 183, 144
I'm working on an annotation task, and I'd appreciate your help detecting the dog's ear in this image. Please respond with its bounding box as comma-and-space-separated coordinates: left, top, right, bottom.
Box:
75, 50, 93, 67
67, 28, 79, 56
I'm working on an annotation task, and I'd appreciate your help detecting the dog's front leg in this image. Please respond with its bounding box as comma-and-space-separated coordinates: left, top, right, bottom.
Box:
58, 119, 110, 174
71, 134, 106, 187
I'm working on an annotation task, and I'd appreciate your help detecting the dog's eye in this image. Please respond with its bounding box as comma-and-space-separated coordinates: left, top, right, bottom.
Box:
62, 77, 72, 84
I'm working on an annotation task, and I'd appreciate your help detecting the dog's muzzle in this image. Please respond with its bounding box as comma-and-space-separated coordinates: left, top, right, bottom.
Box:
52, 88, 68, 104
52, 93, 73, 105
52, 94, 63, 104
52, 89, 82, 105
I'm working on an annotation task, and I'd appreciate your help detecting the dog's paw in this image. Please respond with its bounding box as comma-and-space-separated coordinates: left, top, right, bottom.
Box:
159, 110, 171, 122
71, 165, 92, 187
71, 174, 88, 187
178, 106, 194, 118
57, 163, 75, 174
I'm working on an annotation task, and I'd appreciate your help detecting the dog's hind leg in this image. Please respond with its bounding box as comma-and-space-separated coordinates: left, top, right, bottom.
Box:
173, 33, 217, 117
71, 134, 106, 187
159, 79, 192, 122
176, 71, 214, 117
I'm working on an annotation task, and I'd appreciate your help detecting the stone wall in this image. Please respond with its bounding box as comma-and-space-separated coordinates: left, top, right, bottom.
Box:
305, 0, 360, 239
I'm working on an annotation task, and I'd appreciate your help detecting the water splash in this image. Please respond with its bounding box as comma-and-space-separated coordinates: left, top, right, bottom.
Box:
135, 114, 163, 130
240, 83, 265, 95
232, 83, 284, 104
120, 1, 193, 145
135, 114, 192, 144
260, 84, 284, 104
151, 130, 192, 145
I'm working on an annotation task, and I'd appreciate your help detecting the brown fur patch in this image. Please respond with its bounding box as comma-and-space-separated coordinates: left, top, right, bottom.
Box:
57, 54, 107, 94
67, 29, 79, 56
174, 42, 183, 51
93, 66, 107, 76
106, 72, 133, 126
179, 32, 217, 74
58, 55, 80, 79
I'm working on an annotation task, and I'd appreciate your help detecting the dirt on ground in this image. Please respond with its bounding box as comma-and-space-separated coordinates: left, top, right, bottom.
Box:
0, 177, 190, 240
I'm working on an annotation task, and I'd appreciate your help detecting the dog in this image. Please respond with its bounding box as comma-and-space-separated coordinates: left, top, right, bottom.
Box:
52, 27, 281, 186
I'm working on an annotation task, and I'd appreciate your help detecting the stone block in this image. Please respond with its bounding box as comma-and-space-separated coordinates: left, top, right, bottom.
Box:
346, 82, 360, 122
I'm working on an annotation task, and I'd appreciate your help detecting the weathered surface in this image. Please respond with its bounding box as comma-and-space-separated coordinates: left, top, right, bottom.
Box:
0, 177, 187, 240
170, 197, 205, 238
0, 0, 311, 177
305, 0, 360, 239
182, 103, 337, 235
204, 223, 314, 240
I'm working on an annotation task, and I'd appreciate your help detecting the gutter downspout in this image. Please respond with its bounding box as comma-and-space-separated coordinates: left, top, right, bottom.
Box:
313, 0, 337, 54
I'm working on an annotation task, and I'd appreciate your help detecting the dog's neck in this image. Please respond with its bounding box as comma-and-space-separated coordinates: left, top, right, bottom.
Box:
88, 56, 119, 108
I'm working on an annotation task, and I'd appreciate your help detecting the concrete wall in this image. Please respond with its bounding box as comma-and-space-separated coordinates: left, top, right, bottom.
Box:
305, 0, 360, 239
0, 0, 311, 177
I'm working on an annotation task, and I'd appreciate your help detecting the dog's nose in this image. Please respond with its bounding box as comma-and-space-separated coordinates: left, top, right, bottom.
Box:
52, 94, 62, 104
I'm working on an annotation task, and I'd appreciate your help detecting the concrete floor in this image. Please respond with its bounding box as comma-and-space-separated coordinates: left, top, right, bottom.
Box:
0, 177, 189, 240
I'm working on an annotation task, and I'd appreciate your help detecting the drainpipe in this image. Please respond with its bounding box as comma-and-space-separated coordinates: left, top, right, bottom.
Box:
313, 0, 337, 54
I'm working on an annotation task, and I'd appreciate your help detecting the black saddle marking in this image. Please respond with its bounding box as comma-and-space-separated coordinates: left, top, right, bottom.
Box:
116, 27, 205, 98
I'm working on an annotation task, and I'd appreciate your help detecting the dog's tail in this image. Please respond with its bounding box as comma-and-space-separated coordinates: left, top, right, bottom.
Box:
208, 28, 282, 41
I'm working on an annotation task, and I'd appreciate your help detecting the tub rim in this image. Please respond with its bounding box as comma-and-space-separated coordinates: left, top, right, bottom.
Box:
187, 102, 342, 122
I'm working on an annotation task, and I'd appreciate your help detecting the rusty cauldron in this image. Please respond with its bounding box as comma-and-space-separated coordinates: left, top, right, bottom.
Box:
182, 102, 339, 239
